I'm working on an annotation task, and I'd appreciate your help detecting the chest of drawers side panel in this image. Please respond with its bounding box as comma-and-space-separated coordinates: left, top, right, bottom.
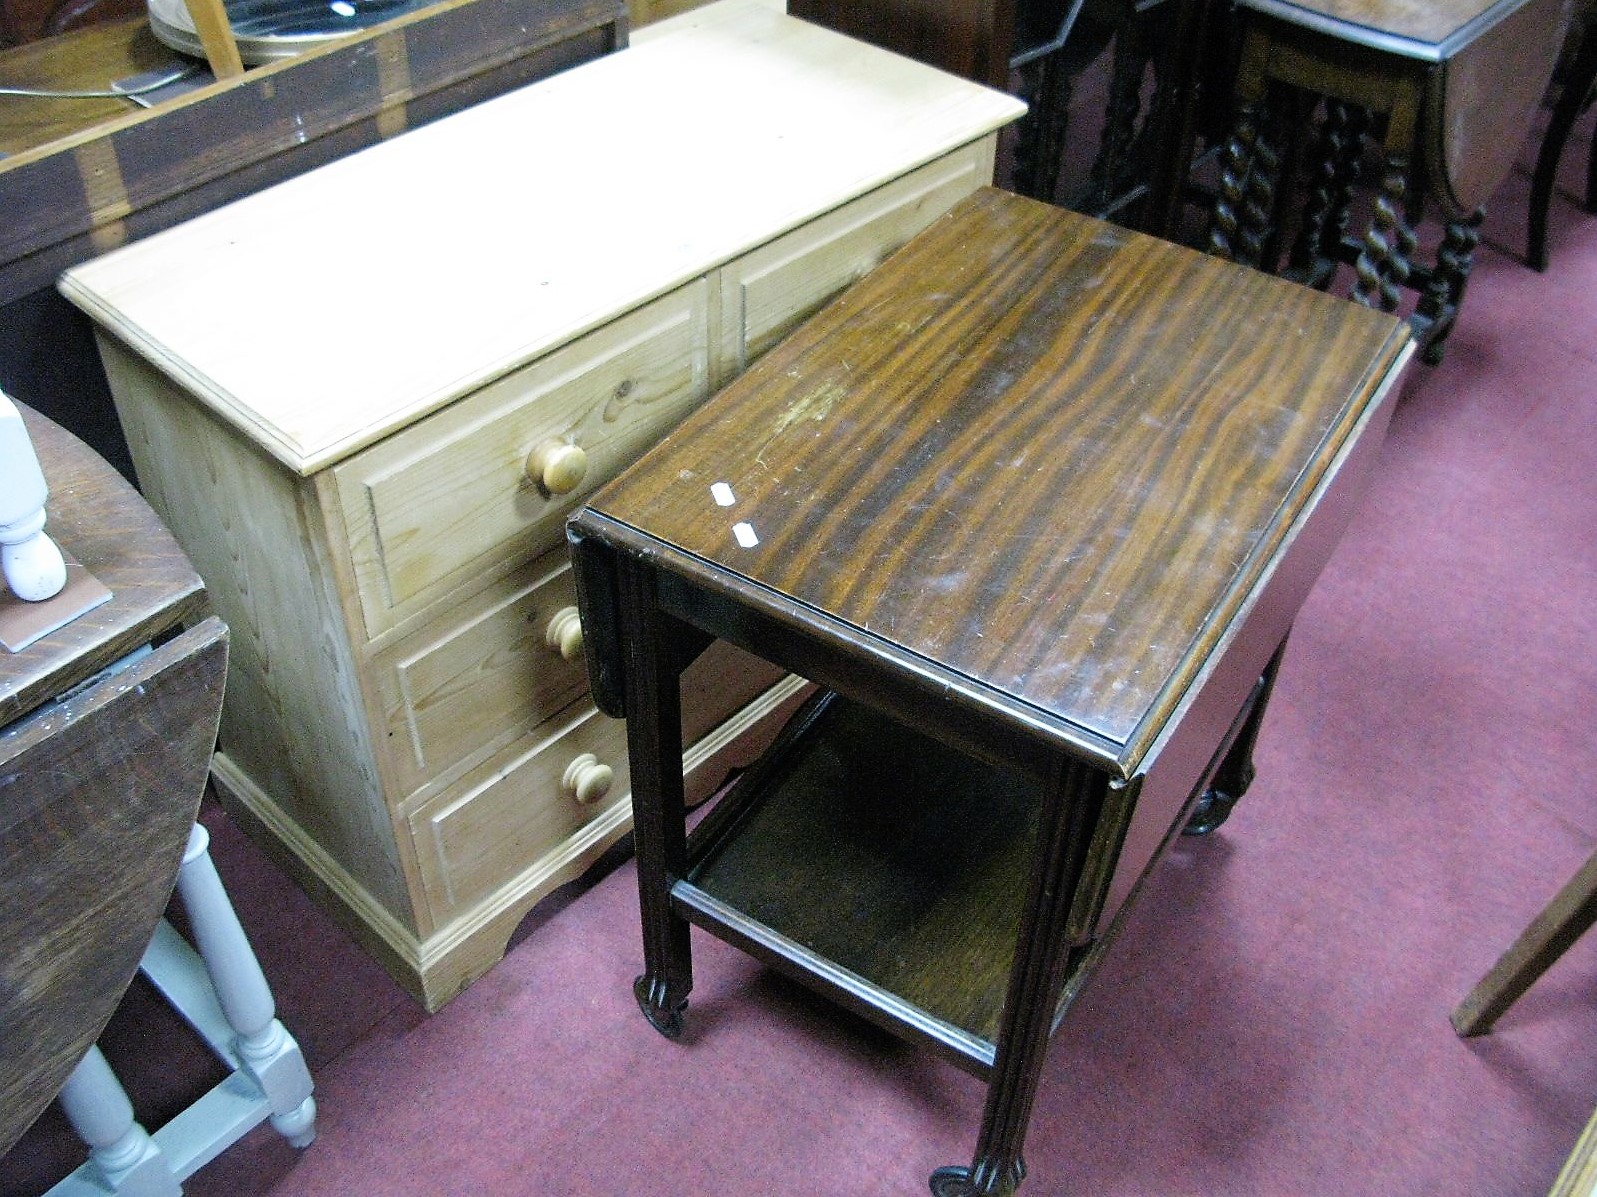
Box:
98, 334, 418, 929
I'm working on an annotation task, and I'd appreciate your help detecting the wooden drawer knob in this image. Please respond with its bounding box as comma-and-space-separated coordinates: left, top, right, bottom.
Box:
562, 753, 614, 804
545, 606, 584, 662
526, 441, 588, 495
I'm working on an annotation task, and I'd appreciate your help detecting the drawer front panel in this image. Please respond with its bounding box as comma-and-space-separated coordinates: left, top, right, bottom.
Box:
413, 703, 630, 918
372, 540, 786, 799
372, 547, 589, 798
336, 281, 712, 638
411, 643, 790, 920
717, 139, 994, 378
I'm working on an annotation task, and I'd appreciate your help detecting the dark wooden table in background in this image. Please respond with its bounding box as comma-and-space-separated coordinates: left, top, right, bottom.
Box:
570, 187, 1412, 1194
1207, 0, 1568, 361
0, 17, 178, 156
792, 0, 1217, 237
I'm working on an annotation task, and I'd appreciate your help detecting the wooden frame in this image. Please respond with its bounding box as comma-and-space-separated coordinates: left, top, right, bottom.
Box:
0, 0, 627, 305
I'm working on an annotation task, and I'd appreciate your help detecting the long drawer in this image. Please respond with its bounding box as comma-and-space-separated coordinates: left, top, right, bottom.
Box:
716, 139, 994, 376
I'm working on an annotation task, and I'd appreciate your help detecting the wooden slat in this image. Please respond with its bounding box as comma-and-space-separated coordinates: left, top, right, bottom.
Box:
1551, 1105, 1597, 1197
1452, 848, 1597, 1036
179, 0, 244, 78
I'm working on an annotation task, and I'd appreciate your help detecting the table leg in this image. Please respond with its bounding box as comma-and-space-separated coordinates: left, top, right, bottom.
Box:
1353, 153, 1416, 312
174, 823, 316, 1146
1414, 208, 1483, 364
1210, 101, 1263, 264
930, 759, 1114, 1196
616, 554, 694, 1039
1528, 26, 1597, 271
1185, 633, 1289, 835
1011, 49, 1077, 204
1081, 8, 1155, 215
55, 1046, 180, 1197
1451, 847, 1597, 1036
1288, 101, 1365, 285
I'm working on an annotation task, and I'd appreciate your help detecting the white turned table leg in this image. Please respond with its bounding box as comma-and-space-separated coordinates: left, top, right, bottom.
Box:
175, 823, 317, 1147
56, 1047, 181, 1197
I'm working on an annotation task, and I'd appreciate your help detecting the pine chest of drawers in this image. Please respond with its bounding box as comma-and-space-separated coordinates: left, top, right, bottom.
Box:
58, 0, 1024, 1009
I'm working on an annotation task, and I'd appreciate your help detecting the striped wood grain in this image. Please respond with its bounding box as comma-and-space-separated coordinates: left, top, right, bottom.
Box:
588, 187, 1411, 772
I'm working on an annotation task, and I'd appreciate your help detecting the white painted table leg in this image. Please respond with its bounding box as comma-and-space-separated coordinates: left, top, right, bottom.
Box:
175, 823, 316, 1147
56, 1047, 181, 1197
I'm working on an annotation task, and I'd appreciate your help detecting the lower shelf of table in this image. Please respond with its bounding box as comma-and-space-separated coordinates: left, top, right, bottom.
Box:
680, 690, 1076, 1076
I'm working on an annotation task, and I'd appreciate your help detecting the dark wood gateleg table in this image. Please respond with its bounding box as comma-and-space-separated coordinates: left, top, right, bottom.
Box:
568, 187, 1412, 1195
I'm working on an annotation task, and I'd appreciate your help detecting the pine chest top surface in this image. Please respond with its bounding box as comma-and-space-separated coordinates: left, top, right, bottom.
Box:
583, 188, 1413, 774
57, 0, 1024, 476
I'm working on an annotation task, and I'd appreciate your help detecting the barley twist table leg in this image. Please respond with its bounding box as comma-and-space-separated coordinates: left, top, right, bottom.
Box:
1416, 208, 1483, 363
1354, 154, 1412, 311
1237, 110, 1281, 269
1209, 103, 1261, 261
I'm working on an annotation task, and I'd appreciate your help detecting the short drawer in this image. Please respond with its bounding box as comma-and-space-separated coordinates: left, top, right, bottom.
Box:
370, 546, 590, 799
715, 138, 994, 378
370, 538, 786, 799
411, 701, 629, 919
335, 281, 712, 638
409, 645, 791, 922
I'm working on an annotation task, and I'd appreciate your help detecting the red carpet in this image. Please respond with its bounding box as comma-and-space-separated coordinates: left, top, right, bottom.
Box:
5, 117, 1595, 1197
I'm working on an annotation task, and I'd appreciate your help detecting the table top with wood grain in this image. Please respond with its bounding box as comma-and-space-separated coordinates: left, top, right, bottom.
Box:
1239, 0, 1549, 57
580, 187, 1412, 778
0, 400, 218, 1158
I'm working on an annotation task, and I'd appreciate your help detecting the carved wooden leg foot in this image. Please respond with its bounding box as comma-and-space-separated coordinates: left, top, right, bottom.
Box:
634, 973, 688, 1039
1183, 636, 1286, 837
929, 1159, 1025, 1196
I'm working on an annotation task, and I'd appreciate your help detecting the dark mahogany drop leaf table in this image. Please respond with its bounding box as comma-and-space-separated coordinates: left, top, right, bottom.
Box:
568, 186, 1413, 1195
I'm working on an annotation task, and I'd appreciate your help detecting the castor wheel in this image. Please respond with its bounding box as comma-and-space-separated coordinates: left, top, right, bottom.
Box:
929, 1162, 1024, 1195
1183, 786, 1242, 835
633, 975, 686, 1039
1183, 758, 1257, 835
